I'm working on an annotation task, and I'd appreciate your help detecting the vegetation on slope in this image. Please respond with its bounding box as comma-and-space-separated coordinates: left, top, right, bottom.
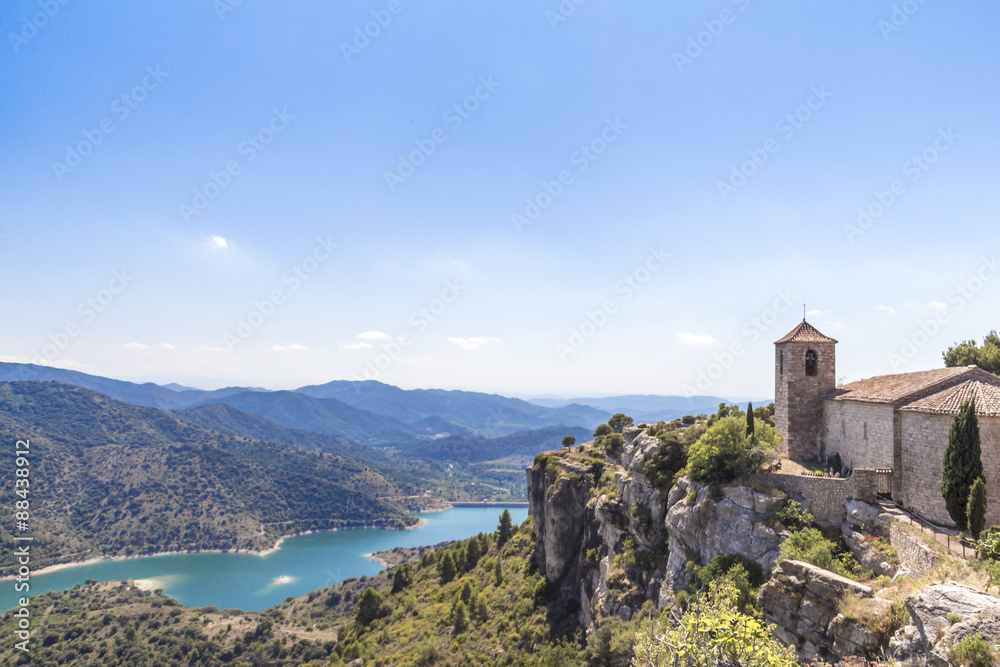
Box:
0, 382, 416, 575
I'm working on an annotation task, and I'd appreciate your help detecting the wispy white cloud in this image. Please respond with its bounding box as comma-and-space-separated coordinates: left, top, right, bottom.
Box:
272, 344, 308, 352
160, 342, 176, 350
357, 331, 392, 341
210, 235, 228, 248
676, 333, 716, 347
875, 305, 897, 315
123, 342, 150, 350
448, 336, 501, 350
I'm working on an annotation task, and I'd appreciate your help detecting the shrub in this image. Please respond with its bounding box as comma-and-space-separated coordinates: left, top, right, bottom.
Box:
687, 416, 781, 484
975, 527, 1000, 561
948, 612, 964, 625
778, 528, 854, 578
643, 430, 687, 489
947, 633, 997, 667
775, 500, 815, 530
593, 424, 613, 438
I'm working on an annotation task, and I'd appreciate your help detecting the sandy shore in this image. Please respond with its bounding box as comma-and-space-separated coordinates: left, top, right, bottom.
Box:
1, 518, 430, 581
133, 579, 158, 591
365, 554, 392, 568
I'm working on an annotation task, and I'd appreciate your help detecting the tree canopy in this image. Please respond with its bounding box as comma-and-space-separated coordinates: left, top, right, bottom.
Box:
944, 331, 1000, 375
686, 416, 781, 484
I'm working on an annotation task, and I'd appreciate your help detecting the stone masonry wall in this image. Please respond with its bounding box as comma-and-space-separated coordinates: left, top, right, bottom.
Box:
900, 412, 1000, 527
749, 472, 853, 529
822, 400, 894, 470
889, 523, 941, 578
775, 341, 836, 461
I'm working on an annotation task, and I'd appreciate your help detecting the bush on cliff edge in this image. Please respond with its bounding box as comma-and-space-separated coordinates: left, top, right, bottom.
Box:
686, 416, 781, 485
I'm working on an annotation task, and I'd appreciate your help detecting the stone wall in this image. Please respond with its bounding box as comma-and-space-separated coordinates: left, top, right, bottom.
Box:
889, 523, 942, 578
899, 412, 1000, 527
822, 400, 894, 470
748, 472, 853, 529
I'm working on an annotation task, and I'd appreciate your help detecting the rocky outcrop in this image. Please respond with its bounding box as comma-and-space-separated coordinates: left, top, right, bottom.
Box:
758, 559, 875, 660
527, 458, 593, 581
665, 477, 786, 589
891, 582, 1000, 666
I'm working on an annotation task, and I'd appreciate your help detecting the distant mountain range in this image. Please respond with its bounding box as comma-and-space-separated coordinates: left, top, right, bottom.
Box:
526, 394, 772, 423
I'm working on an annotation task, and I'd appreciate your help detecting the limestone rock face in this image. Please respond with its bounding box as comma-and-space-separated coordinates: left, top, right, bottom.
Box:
527, 459, 592, 581
664, 477, 785, 589
758, 559, 874, 660
893, 582, 1000, 666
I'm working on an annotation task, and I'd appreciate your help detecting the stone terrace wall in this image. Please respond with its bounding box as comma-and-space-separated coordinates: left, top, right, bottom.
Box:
748, 472, 856, 529
822, 401, 894, 470
889, 523, 942, 578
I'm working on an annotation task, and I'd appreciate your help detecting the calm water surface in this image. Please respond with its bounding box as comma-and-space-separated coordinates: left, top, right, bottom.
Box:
2, 507, 528, 612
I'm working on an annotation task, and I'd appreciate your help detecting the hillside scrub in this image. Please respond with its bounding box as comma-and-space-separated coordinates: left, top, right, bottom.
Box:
686, 416, 781, 485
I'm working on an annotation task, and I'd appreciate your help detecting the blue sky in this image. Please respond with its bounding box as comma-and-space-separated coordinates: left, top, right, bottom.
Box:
1, 1, 998, 398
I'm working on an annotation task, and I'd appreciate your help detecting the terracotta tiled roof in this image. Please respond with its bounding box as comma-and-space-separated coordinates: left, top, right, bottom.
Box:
827, 366, 998, 406
774, 321, 838, 344
900, 377, 1000, 417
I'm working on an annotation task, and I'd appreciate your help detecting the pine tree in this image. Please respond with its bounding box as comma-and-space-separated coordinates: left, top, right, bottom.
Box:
941, 399, 983, 532
465, 533, 481, 570
497, 509, 513, 546
438, 551, 456, 583
968, 476, 988, 541
746, 402, 755, 439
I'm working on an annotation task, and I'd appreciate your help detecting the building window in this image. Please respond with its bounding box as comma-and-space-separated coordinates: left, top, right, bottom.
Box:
863, 422, 868, 440
779, 350, 784, 374
805, 350, 818, 376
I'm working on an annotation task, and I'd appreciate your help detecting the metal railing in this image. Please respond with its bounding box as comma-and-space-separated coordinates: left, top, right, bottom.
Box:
879, 498, 976, 560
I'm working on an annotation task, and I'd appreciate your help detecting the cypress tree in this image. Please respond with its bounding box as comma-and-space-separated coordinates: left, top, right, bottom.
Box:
968, 476, 988, 541
746, 402, 755, 439
941, 399, 983, 532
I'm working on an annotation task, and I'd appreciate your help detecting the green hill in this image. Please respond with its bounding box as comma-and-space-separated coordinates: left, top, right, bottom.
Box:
0, 382, 418, 575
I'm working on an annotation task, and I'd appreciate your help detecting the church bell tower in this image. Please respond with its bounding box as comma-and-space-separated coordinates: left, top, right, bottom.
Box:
774, 320, 837, 461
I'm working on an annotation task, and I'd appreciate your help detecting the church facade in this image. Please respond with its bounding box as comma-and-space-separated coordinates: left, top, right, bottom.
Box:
774, 320, 1000, 527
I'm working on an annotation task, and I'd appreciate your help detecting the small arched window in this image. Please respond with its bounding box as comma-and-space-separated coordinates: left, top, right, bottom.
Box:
779, 350, 784, 374
805, 350, 818, 376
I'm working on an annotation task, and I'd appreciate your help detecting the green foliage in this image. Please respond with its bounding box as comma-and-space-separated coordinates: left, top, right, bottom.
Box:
437, 551, 457, 583
970, 477, 989, 540
682, 415, 696, 425
631, 580, 798, 667
706, 402, 745, 427
608, 413, 634, 433
594, 423, 614, 438
355, 587, 389, 627
778, 528, 855, 578
686, 416, 781, 484
391, 562, 413, 593
642, 429, 687, 490
753, 402, 775, 427
942, 399, 984, 531
686, 552, 766, 614
948, 612, 964, 624
497, 509, 513, 546
775, 500, 815, 530
947, 632, 998, 667
746, 401, 755, 437
604, 432, 625, 456
944, 331, 1000, 375
561, 435, 576, 448
975, 527, 1000, 560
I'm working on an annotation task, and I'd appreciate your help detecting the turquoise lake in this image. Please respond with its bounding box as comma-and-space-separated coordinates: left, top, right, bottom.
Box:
2, 506, 528, 613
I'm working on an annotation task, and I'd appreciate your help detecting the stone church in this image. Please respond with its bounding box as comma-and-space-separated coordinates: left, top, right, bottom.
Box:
774, 320, 1000, 527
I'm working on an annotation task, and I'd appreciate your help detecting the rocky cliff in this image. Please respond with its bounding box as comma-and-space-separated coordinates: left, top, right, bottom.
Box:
528, 426, 793, 631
